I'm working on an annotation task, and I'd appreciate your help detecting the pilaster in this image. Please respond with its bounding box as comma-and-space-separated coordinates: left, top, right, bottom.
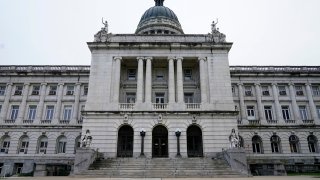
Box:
72, 83, 81, 124
112, 57, 122, 103
255, 83, 266, 125
53, 83, 64, 124
272, 83, 284, 124
35, 83, 47, 124
305, 83, 319, 124
176, 57, 184, 104
136, 57, 145, 103
289, 83, 302, 124
145, 57, 153, 104
198, 57, 208, 104
168, 57, 175, 104
0, 83, 13, 123
17, 83, 30, 124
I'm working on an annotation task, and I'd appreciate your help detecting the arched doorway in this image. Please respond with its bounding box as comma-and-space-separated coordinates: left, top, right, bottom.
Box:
117, 125, 134, 157
187, 125, 203, 157
152, 125, 168, 158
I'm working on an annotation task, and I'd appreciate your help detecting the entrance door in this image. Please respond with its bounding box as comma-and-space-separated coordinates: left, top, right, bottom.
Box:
117, 126, 134, 157
187, 125, 203, 157
152, 125, 168, 157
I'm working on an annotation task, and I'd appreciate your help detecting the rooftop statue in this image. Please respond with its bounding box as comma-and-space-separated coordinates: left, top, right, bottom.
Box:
208, 19, 226, 43
94, 18, 111, 42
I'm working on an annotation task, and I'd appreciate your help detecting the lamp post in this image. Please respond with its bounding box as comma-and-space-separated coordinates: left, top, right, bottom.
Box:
175, 128, 181, 157
140, 128, 146, 156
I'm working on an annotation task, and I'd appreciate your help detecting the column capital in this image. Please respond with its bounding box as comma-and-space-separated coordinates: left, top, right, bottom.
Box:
167, 56, 175, 61
305, 83, 312, 86
6, 83, 13, 86
237, 83, 243, 86
41, 83, 47, 86
114, 56, 122, 61
75, 83, 82, 86
198, 57, 207, 61
24, 83, 30, 86
254, 83, 261, 86
58, 83, 64, 86
271, 83, 278, 86
288, 82, 295, 86
144, 57, 153, 61
176, 57, 183, 61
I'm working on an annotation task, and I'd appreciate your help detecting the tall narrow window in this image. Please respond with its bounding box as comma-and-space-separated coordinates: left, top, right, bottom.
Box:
126, 93, 136, 103
289, 135, 300, 153
57, 136, 67, 154
252, 136, 263, 154
27, 105, 37, 120
38, 136, 48, 154
0, 85, 6, 96
10, 105, 19, 120
308, 135, 318, 153
231, 86, 236, 96
66, 85, 74, 95
45, 105, 54, 120
63, 106, 72, 121
264, 106, 273, 120
312, 86, 320, 96
14, 85, 23, 95
83, 85, 88, 96
247, 106, 255, 119
18, 136, 29, 154
278, 86, 287, 96
270, 135, 281, 153
31, 85, 40, 95
49, 85, 57, 95
155, 93, 165, 104
299, 106, 308, 120
281, 106, 291, 120
262, 86, 270, 96
0, 105, 2, 114
184, 69, 192, 80
317, 106, 320, 119
184, 93, 194, 103
295, 86, 304, 96
0, 136, 10, 154
244, 86, 253, 96
127, 69, 136, 80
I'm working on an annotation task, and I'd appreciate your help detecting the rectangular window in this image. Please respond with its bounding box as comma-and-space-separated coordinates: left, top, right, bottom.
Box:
316, 106, 320, 119
295, 86, 304, 96
39, 141, 48, 154
58, 142, 66, 153
1, 141, 10, 154
282, 106, 291, 120
31, 85, 40, 95
83, 85, 88, 96
45, 106, 54, 120
63, 106, 72, 120
10, 105, 19, 120
126, 93, 136, 103
184, 93, 194, 103
49, 85, 57, 95
0, 85, 6, 96
247, 106, 255, 119
231, 86, 236, 96
278, 86, 287, 96
66, 85, 74, 95
14, 85, 23, 95
244, 86, 252, 96
127, 69, 136, 80
312, 86, 320, 96
264, 106, 273, 120
27, 105, 37, 120
155, 93, 165, 104
19, 141, 29, 154
262, 86, 270, 96
184, 69, 192, 80
299, 106, 308, 120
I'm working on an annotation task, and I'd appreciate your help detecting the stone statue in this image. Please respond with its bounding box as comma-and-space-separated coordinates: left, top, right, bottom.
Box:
229, 128, 239, 148
207, 19, 226, 43
211, 19, 218, 33
94, 18, 111, 42
102, 18, 108, 32
82, 129, 92, 147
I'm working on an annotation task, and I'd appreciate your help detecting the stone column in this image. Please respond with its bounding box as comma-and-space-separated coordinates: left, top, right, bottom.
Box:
168, 57, 175, 104
35, 83, 47, 124
145, 57, 152, 104
17, 83, 30, 124
255, 83, 266, 124
306, 83, 318, 123
113, 57, 122, 103
289, 83, 301, 124
136, 57, 144, 103
176, 57, 184, 104
0, 83, 13, 122
199, 57, 208, 104
272, 83, 283, 123
72, 83, 81, 124
238, 83, 247, 124
54, 83, 64, 124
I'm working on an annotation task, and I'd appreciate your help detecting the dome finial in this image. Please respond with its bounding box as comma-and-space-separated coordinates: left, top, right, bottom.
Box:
155, 0, 164, 6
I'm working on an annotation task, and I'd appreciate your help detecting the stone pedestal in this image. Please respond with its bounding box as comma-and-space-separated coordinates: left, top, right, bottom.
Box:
34, 164, 47, 176
74, 148, 97, 174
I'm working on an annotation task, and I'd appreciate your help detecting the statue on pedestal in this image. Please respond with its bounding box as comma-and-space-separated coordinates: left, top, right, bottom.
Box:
82, 129, 92, 148
229, 128, 239, 148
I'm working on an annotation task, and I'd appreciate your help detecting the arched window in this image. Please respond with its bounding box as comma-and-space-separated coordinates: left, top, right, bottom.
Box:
252, 135, 263, 154
57, 136, 67, 154
308, 135, 318, 153
239, 136, 244, 148
18, 136, 29, 154
37, 136, 48, 154
289, 135, 300, 153
0, 135, 10, 154
270, 135, 281, 153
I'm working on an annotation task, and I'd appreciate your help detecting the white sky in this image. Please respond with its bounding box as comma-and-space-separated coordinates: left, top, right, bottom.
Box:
0, 0, 320, 66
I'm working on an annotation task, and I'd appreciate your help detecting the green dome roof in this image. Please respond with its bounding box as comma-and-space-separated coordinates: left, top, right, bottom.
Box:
139, 6, 180, 25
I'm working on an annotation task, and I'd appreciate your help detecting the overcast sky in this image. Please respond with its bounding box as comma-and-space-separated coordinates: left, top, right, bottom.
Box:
0, 0, 320, 66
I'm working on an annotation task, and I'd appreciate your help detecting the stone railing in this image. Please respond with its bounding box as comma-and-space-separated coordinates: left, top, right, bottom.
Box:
0, 65, 90, 73
119, 103, 135, 110
267, 120, 278, 124
40, 120, 52, 124
23, 120, 34, 124
303, 120, 314, 124
59, 120, 70, 124
248, 120, 260, 125
220, 148, 249, 176
285, 120, 296, 124
186, 103, 201, 110
152, 103, 168, 110
4, 120, 15, 124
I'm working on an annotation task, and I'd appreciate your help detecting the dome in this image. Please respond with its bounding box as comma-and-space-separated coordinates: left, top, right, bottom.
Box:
135, 0, 184, 35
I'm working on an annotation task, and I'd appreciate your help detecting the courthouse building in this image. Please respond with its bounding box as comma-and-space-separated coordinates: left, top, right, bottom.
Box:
0, 0, 320, 176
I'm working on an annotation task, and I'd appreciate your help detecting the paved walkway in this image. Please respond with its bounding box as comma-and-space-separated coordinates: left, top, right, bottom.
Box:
4, 177, 319, 180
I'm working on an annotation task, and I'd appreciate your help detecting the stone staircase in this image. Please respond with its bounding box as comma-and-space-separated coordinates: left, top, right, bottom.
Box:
76, 157, 248, 178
